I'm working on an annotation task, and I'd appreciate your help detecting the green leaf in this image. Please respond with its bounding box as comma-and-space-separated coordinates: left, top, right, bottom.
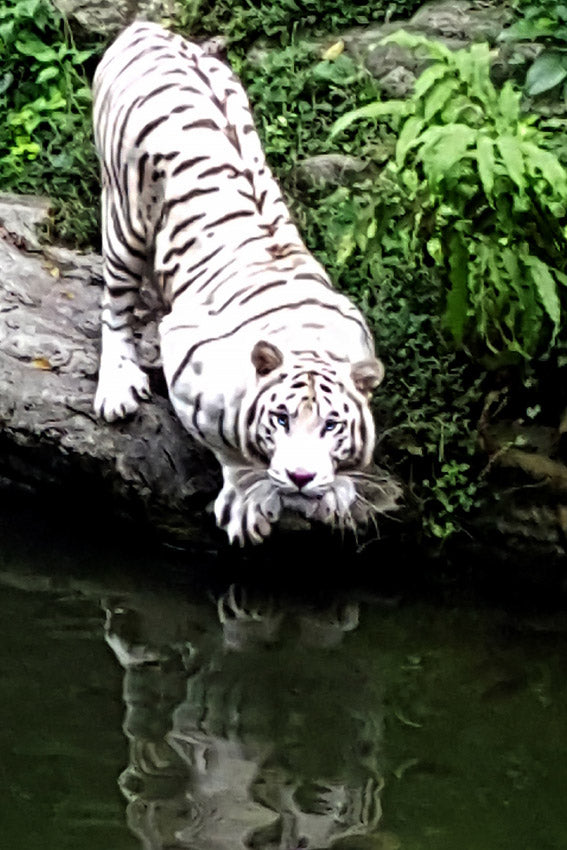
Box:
330, 99, 407, 138
36, 66, 59, 85
444, 233, 469, 344
413, 62, 449, 100
15, 34, 58, 62
496, 134, 525, 189
521, 141, 567, 194
395, 116, 424, 167
499, 18, 554, 42
380, 30, 452, 63
419, 124, 476, 185
312, 54, 358, 84
524, 255, 561, 337
70, 48, 98, 65
498, 81, 520, 124
423, 77, 459, 121
526, 52, 567, 96
475, 134, 495, 197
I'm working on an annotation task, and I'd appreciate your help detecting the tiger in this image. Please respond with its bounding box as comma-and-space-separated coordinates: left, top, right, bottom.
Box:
92, 20, 400, 545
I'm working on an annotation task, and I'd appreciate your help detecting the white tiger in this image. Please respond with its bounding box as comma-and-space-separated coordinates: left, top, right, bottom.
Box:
93, 21, 400, 545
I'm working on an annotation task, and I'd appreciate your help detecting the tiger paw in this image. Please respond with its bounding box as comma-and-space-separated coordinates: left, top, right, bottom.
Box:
94, 360, 151, 422
214, 484, 281, 546
316, 477, 357, 528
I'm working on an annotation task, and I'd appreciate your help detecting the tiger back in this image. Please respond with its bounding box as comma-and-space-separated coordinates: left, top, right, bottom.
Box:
93, 21, 400, 544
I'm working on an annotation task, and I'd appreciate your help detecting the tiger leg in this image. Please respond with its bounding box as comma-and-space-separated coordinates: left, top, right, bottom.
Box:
214, 467, 282, 546
314, 476, 357, 529
94, 188, 151, 422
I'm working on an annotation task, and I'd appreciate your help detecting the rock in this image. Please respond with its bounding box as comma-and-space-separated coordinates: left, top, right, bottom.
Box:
0, 197, 219, 542
409, 0, 511, 43
0, 194, 52, 251
295, 154, 368, 187
53, 0, 182, 36
378, 66, 417, 98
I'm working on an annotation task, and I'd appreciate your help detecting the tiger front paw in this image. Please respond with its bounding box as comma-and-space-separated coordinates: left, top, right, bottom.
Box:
94, 359, 151, 422
315, 477, 357, 529
214, 484, 281, 546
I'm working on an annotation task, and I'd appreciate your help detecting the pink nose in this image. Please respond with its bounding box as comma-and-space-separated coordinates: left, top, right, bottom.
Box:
287, 469, 316, 490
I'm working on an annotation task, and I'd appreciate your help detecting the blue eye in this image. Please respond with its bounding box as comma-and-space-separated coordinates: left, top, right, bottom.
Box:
324, 420, 338, 432
273, 412, 289, 430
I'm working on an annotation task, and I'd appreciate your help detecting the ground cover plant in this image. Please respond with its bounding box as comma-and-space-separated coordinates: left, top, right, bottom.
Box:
500, 1, 567, 98
0, 0, 101, 246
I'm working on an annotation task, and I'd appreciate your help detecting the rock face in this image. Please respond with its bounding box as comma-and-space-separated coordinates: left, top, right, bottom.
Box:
53, 0, 181, 36
0, 195, 219, 541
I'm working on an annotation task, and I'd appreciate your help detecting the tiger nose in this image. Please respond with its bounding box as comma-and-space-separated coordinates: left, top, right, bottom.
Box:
287, 468, 316, 490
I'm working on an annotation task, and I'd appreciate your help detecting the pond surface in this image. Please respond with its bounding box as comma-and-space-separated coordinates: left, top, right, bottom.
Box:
1, 503, 567, 850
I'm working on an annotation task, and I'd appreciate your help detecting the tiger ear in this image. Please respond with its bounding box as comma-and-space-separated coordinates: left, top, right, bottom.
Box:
351, 358, 385, 396
251, 340, 283, 377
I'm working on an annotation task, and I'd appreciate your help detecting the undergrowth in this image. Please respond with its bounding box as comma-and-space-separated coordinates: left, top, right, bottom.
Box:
180, 0, 423, 49
0, 0, 101, 246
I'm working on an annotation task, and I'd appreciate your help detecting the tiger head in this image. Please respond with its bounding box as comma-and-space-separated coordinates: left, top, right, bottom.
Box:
239, 340, 385, 515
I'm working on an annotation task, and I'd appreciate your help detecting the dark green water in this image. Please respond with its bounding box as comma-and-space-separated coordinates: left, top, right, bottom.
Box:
1, 506, 567, 850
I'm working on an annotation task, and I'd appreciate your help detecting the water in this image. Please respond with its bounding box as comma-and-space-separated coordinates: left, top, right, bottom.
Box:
1, 503, 567, 850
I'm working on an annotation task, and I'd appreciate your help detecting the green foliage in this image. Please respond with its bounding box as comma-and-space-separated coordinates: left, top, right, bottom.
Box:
238, 43, 386, 176
180, 0, 423, 47
332, 32, 567, 363
0, 0, 101, 245
301, 178, 485, 540
500, 1, 567, 97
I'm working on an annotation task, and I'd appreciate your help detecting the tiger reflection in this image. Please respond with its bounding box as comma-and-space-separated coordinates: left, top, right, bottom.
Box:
103, 587, 387, 850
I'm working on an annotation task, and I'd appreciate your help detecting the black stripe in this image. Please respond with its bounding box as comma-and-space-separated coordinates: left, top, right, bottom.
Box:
218, 408, 235, 449
239, 280, 287, 305
171, 245, 223, 302
206, 283, 251, 315
139, 82, 177, 105
110, 206, 146, 261
196, 259, 237, 296
198, 163, 239, 179
163, 236, 197, 265
179, 85, 204, 95
192, 64, 214, 89
235, 232, 270, 250
137, 151, 149, 195
210, 91, 227, 116
192, 394, 206, 440
219, 489, 235, 528
135, 114, 170, 147
203, 209, 254, 230
182, 118, 221, 132
170, 212, 206, 240
153, 151, 180, 164
106, 282, 139, 296
171, 155, 209, 177
294, 271, 332, 288
163, 186, 219, 215
224, 124, 241, 155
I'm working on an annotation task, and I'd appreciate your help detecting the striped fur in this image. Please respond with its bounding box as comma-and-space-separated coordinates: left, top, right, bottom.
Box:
93, 21, 398, 544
